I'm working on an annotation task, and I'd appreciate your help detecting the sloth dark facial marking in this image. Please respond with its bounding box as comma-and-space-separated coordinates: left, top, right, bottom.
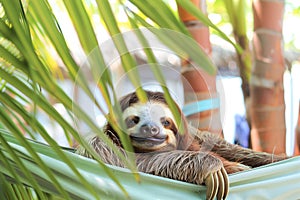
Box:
123, 101, 177, 152
125, 116, 140, 128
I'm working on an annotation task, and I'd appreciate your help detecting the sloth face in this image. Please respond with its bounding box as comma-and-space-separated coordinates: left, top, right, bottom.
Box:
122, 101, 178, 152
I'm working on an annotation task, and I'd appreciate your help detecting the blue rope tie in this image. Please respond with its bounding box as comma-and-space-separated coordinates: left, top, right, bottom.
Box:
182, 98, 220, 117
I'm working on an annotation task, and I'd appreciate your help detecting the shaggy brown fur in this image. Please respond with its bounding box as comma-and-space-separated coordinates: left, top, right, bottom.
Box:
76, 91, 287, 200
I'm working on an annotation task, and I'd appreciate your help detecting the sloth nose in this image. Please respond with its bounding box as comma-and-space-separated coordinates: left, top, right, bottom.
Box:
140, 123, 160, 136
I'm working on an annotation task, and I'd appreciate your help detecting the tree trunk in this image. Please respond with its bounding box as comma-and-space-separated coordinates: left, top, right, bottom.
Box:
250, 0, 286, 154
177, 0, 223, 137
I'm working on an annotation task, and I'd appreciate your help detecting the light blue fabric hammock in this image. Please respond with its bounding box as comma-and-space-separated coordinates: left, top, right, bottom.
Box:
74, 155, 300, 200
2, 130, 300, 199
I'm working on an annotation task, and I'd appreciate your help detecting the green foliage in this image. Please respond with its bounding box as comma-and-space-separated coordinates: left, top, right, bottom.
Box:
0, 0, 234, 199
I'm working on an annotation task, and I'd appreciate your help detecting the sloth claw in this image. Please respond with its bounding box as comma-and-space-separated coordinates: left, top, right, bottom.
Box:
205, 174, 216, 200
204, 167, 229, 200
221, 167, 229, 198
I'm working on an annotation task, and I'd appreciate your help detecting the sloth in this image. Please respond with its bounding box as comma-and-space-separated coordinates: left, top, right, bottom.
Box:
76, 91, 287, 200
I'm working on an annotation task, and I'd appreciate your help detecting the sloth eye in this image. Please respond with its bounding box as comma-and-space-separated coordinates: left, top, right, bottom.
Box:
161, 118, 171, 127
125, 116, 140, 128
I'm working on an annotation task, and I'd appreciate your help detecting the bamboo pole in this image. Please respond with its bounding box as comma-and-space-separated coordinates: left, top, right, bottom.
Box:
177, 0, 222, 137
250, 0, 286, 154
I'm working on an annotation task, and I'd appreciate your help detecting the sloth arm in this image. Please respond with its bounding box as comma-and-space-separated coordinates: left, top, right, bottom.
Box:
136, 151, 229, 200
76, 136, 127, 167
196, 131, 287, 168
136, 151, 222, 184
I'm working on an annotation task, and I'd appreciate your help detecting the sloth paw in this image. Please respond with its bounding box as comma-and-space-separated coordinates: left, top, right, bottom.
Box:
223, 161, 251, 174
204, 167, 229, 200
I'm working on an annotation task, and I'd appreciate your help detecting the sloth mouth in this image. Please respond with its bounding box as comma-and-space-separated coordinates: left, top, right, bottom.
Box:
130, 136, 166, 144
